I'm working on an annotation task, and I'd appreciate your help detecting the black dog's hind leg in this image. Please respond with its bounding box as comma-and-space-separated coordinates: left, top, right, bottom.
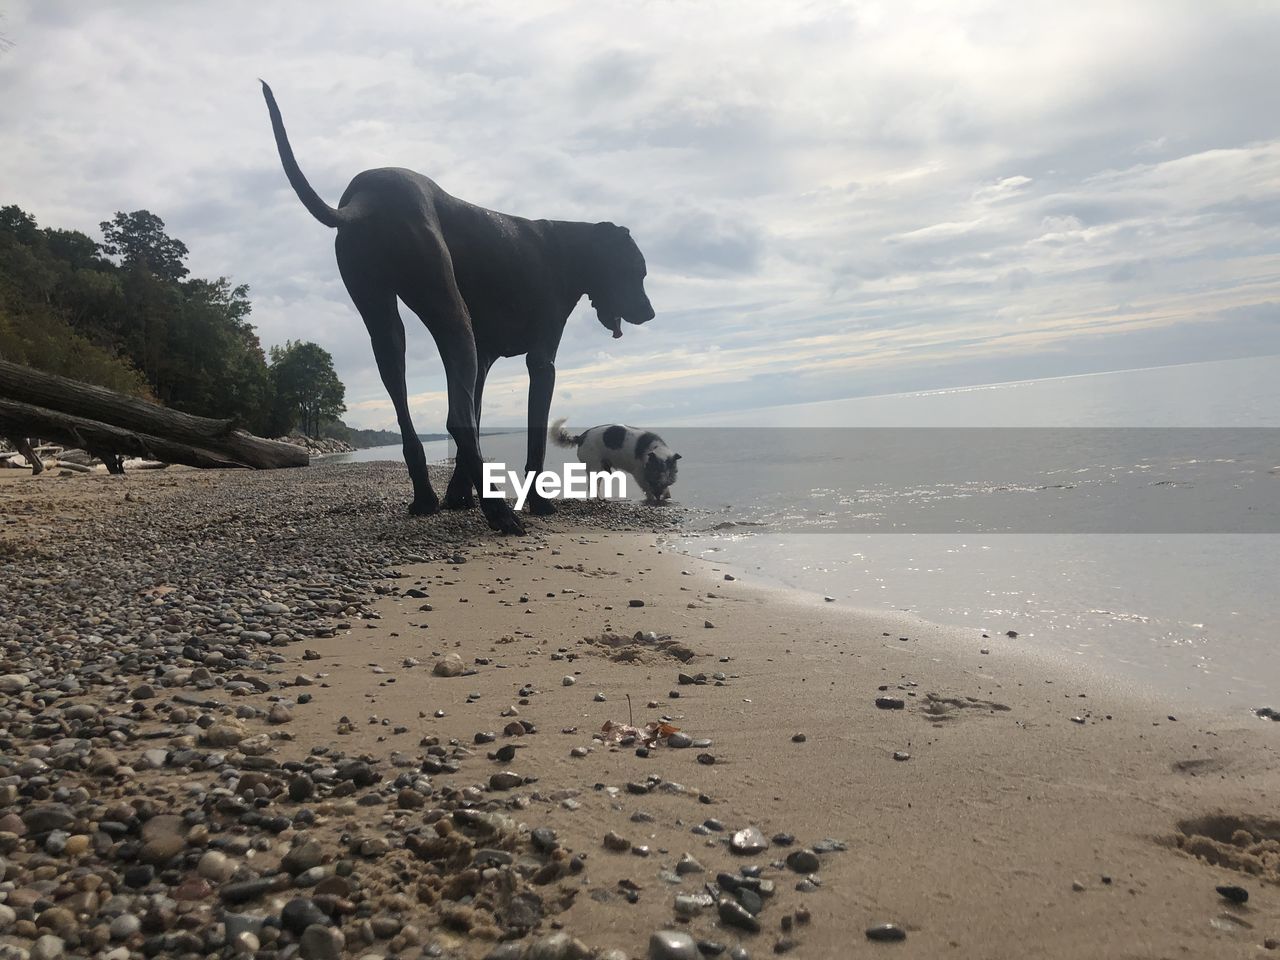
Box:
338, 254, 439, 516
522, 353, 557, 515
443, 351, 495, 510
396, 253, 524, 536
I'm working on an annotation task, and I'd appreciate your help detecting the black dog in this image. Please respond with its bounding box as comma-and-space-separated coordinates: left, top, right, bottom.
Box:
262, 82, 655, 534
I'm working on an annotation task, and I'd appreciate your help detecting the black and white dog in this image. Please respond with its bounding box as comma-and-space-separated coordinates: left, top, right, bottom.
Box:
550, 419, 680, 504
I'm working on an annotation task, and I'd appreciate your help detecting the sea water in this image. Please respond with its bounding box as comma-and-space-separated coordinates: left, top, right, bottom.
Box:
337, 355, 1280, 710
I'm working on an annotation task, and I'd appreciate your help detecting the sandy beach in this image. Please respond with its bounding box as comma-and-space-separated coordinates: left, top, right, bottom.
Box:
1, 463, 1278, 960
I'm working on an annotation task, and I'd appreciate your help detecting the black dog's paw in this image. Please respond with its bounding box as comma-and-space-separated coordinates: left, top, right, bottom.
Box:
443, 489, 475, 510
485, 505, 526, 536
525, 492, 557, 516
407, 493, 440, 517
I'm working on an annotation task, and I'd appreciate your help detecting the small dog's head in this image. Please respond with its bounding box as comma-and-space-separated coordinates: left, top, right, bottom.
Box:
587, 222, 655, 338
644, 450, 680, 500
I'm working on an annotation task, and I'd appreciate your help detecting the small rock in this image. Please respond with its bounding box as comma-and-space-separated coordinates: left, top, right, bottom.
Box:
866, 923, 907, 942
785, 849, 820, 874
875, 696, 905, 710
490, 771, 523, 791
718, 898, 761, 933
675, 853, 704, 875
603, 831, 632, 852
299, 924, 345, 960
731, 826, 769, 855
649, 929, 699, 960
433, 653, 465, 677
1217, 884, 1249, 904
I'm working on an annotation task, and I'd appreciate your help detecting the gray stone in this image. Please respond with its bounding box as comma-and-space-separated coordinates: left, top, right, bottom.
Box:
109, 913, 141, 939
730, 826, 768, 855
786, 849, 820, 874
717, 898, 761, 933
649, 929, 699, 960
526, 931, 590, 960
299, 924, 345, 960
283, 839, 325, 875
675, 853, 704, 875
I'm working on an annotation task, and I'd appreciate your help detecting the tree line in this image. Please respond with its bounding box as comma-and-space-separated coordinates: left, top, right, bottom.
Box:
0, 203, 346, 438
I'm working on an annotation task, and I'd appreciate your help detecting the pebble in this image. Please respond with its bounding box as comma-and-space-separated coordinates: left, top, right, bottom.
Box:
718, 898, 762, 933
676, 853, 705, 875
1217, 884, 1249, 904
603, 831, 632, 852
875, 696, 906, 710
433, 653, 465, 677
649, 929, 699, 960
785, 849, 820, 873
866, 923, 907, 942
490, 771, 524, 790
731, 826, 769, 855
300, 923, 345, 960
109, 914, 141, 939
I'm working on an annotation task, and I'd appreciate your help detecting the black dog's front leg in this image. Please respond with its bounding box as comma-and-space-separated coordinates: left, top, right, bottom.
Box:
523, 355, 557, 515
444, 353, 494, 510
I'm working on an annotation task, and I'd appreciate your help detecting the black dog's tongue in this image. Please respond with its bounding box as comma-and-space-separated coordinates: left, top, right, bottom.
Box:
611, 317, 622, 339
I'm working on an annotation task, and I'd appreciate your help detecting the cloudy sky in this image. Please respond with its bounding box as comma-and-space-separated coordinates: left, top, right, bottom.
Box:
3, 0, 1279, 430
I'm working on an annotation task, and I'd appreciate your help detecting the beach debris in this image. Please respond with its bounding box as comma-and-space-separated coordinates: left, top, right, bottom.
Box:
875, 696, 906, 710
599, 718, 682, 747
866, 923, 907, 942
1217, 884, 1249, 904
583, 630, 697, 663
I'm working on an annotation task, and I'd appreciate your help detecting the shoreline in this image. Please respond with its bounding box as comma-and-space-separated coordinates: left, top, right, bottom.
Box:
1, 465, 1277, 958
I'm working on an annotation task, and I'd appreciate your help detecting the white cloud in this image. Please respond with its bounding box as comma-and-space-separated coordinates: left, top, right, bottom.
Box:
1, 0, 1279, 429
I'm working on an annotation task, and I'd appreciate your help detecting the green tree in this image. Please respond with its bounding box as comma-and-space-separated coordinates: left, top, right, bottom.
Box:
269, 340, 346, 437
99, 210, 189, 282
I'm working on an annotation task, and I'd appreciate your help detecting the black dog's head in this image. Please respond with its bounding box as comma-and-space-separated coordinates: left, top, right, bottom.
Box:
644, 450, 680, 500
587, 222, 655, 338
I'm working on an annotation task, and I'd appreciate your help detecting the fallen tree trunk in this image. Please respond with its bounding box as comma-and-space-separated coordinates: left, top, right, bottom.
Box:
0, 359, 307, 469
0, 399, 249, 470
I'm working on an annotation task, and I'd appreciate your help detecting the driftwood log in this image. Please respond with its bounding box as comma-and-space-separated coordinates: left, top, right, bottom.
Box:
0, 359, 307, 469
4, 435, 43, 475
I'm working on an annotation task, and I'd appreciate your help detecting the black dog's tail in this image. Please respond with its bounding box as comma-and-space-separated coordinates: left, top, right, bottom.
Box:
549, 418, 582, 448
260, 81, 349, 228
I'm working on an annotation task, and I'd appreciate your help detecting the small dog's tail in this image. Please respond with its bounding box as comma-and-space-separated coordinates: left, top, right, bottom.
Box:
261, 81, 349, 229
549, 418, 582, 448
